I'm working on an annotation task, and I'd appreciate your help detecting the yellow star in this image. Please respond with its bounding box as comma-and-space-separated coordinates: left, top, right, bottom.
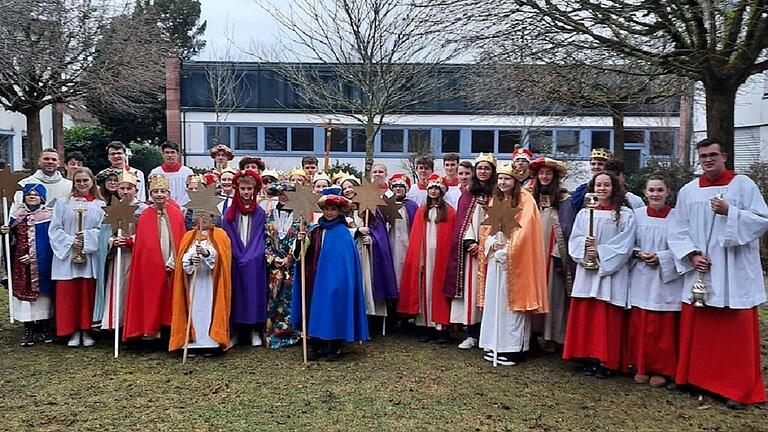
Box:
353, 179, 385, 220
285, 184, 318, 223
103, 199, 138, 235
186, 185, 224, 218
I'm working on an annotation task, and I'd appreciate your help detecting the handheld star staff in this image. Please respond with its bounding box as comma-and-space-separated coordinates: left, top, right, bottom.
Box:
103, 198, 138, 358
480, 196, 522, 367
0, 166, 28, 323
378, 194, 403, 226
284, 184, 319, 363
182, 185, 223, 364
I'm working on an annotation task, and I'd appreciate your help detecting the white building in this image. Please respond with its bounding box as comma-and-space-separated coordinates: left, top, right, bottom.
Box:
0, 105, 73, 170
173, 62, 681, 185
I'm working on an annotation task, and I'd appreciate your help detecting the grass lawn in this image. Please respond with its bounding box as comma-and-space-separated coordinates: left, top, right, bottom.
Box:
0, 298, 766, 431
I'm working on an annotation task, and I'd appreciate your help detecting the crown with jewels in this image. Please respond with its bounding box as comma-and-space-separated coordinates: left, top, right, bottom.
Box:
475, 152, 497, 167
148, 173, 170, 191
426, 173, 446, 192
590, 148, 613, 161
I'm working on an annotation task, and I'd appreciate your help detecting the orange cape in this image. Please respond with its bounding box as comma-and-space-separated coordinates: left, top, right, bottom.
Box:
477, 191, 549, 313
169, 227, 233, 351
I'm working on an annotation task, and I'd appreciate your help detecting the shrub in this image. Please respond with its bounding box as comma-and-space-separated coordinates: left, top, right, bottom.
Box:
625, 159, 695, 207
328, 160, 364, 182
64, 125, 111, 174
129, 143, 163, 178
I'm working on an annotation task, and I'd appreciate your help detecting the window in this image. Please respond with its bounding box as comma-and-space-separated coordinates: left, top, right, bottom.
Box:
650, 130, 676, 155
591, 131, 611, 150
623, 130, 645, 144
441, 129, 460, 153
236, 127, 258, 151
21, 134, 30, 169
206, 125, 231, 149
529, 130, 553, 153
471, 130, 494, 153
330, 128, 348, 152
555, 130, 580, 154
0, 134, 12, 168
381, 129, 404, 153
498, 130, 522, 154
291, 128, 314, 152
351, 129, 366, 153
264, 127, 287, 151
409, 129, 431, 153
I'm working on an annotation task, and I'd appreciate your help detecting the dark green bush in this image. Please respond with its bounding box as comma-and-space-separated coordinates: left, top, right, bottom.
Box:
328, 160, 364, 181
745, 162, 768, 273
625, 159, 695, 206
64, 125, 111, 174
129, 143, 163, 178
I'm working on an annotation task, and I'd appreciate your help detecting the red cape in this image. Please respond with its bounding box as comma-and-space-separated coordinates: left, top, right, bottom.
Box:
123, 205, 185, 340
397, 205, 455, 325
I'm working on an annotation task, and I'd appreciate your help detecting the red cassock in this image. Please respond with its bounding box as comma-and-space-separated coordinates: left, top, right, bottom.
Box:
675, 304, 766, 405
397, 205, 454, 325
563, 297, 627, 371
623, 308, 679, 378
122, 205, 185, 340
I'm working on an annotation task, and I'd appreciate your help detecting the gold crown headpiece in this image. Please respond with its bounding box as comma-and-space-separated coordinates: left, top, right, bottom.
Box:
116, 170, 137, 186
475, 152, 497, 167
148, 173, 170, 191
312, 172, 332, 184
331, 170, 350, 182
289, 167, 309, 179
590, 148, 613, 161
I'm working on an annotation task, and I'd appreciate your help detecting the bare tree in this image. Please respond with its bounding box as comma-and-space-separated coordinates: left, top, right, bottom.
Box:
424, 0, 768, 169
0, 0, 169, 162
465, 61, 687, 160
204, 26, 249, 146
252, 0, 459, 177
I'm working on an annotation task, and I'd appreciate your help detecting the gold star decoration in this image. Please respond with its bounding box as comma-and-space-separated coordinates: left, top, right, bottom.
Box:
481, 197, 522, 236
103, 199, 138, 235
285, 184, 318, 223
353, 179, 385, 220
378, 194, 403, 225
186, 185, 224, 219
0, 166, 26, 200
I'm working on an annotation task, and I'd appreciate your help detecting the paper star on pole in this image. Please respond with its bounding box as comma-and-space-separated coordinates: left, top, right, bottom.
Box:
0, 166, 26, 200
103, 199, 138, 235
186, 185, 224, 218
353, 179, 385, 220
378, 194, 402, 225
481, 197, 522, 236
285, 184, 318, 223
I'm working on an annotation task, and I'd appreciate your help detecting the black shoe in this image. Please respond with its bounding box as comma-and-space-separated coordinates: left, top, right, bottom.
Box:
21, 323, 35, 347
665, 382, 678, 392
42, 321, 55, 343
594, 365, 614, 379
308, 348, 323, 361
326, 349, 343, 362
435, 330, 450, 344
725, 399, 747, 410
580, 364, 597, 376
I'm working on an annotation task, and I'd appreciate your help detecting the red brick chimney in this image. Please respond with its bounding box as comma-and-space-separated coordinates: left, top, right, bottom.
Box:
165, 57, 182, 148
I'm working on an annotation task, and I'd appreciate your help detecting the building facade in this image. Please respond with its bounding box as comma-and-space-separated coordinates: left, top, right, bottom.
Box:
0, 104, 71, 170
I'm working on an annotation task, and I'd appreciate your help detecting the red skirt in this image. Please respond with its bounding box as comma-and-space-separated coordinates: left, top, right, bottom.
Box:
563, 297, 626, 371
624, 308, 679, 377
55, 278, 96, 336
675, 304, 766, 405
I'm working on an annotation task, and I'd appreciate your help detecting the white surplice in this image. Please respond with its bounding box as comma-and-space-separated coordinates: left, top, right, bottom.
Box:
626, 192, 645, 209
182, 238, 218, 348
568, 207, 636, 308
406, 184, 427, 207
629, 207, 685, 311
667, 175, 768, 308
388, 202, 412, 288
415, 207, 441, 328
149, 165, 195, 206
479, 232, 531, 354
48, 197, 106, 280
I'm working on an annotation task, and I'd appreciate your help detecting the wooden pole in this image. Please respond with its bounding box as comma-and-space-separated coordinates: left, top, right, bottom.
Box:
3, 194, 13, 323
300, 217, 308, 363
182, 217, 204, 364
113, 223, 123, 359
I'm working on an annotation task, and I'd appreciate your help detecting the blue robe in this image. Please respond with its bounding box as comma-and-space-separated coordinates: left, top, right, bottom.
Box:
9, 210, 54, 297
292, 216, 369, 342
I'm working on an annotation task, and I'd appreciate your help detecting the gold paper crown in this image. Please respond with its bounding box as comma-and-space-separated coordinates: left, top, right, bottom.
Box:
148, 173, 170, 191
312, 172, 332, 184
590, 148, 613, 161
116, 170, 137, 186
261, 169, 280, 180
331, 170, 350, 182
186, 174, 205, 186
341, 175, 361, 186
289, 167, 309, 179
475, 152, 497, 167
497, 163, 515, 176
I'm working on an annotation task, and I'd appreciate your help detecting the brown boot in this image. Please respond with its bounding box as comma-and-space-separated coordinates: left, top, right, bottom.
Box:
649, 375, 667, 388
633, 374, 650, 384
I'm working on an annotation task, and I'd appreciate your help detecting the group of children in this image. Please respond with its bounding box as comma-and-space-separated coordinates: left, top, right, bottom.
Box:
5, 138, 767, 409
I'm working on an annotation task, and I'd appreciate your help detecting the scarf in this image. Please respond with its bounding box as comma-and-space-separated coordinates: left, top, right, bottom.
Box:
699, 169, 735, 187
161, 162, 182, 173
32, 170, 63, 184
225, 193, 258, 222
647, 204, 672, 218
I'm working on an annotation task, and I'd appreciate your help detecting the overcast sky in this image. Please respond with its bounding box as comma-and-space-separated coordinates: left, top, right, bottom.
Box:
197, 0, 281, 60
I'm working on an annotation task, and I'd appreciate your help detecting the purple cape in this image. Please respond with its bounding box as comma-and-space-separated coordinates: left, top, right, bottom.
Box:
368, 209, 398, 300
402, 199, 418, 230
222, 205, 268, 325
442, 188, 476, 298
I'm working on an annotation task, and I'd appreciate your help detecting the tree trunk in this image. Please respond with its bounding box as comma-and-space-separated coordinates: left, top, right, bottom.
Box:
612, 111, 624, 161
364, 120, 376, 179
703, 82, 737, 170
22, 107, 43, 169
